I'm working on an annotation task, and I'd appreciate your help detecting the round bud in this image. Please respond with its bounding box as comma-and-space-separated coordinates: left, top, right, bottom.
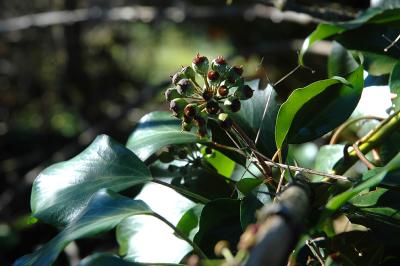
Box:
184, 103, 198, 118
217, 85, 229, 97
159, 151, 174, 163
224, 97, 241, 112
232, 65, 244, 76
168, 164, 178, 172
205, 147, 213, 154
178, 149, 188, 159
206, 100, 220, 115
202, 90, 213, 101
194, 114, 207, 127
207, 70, 220, 83
235, 84, 254, 100
218, 113, 233, 129
164, 88, 180, 102
211, 56, 229, 75
226, 68, 244, 87
170, 98, 188, 117
171, 72, 184, 85
183, 115, 193, 123
181, 66, 196, 81
177, 79, 195, 96
192, 54, 209, 75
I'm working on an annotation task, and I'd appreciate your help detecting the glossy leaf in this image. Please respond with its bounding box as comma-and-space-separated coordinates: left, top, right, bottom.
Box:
176, 204, 204, 240
363, 51, 398, 76
236, 178, 262, 196
300, 7, 400, 65
231, 81, 281, 158
202, 148, 235, 178
31, 134, 152, 226
194, 199, 241, 256
14, 190, 152, 266
240, 195, 263, 229
116, 183, 195, 264
312, 144, 345, 182
126, 112, 204, 161
275, 65, 363, 148
328, 42, 359, 77
389, 61, 400, 110
325, 152, 400, 215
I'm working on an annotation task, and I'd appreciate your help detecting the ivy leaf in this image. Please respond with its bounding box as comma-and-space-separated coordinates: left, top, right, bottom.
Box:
231, 81, 281, 158
328, 42, 359, 77
240, 195, 263, 229
275, 65, 363, 149
312, 144, 345, 182
300, 8, 400, 65
236, 178, 263, 196
202, 148, 235, 178
116, 183, 195, 264
126, 112, 203, 161
324, 152, 400, 216
31, 135, 152, 226
389, 61, 400, 111
176, 204, 204, 240
14, 190, 152, 266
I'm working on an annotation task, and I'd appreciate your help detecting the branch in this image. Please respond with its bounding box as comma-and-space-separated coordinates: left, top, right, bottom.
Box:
244, 178, 311, 266
334, 110, 400, 175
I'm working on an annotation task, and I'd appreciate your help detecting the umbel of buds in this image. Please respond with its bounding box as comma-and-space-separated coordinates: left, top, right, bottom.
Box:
165, 54, 254, 137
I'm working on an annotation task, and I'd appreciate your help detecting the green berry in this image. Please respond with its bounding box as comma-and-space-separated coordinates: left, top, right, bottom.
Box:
177, 79, 195, 96
231, 65, 244, 76
181, 66, 196, 81
205, 147, 213, 154
164, 88, 180, 102
211, 56, 229, 76
170, 98, 188, 117
202, 90, 213, 101
178, 149, 188, 159
171, 72, 184, 85
224, 97, 241, 112
159, 151, 174, 163
192, 54, 209, 76
235, 84, 254, 100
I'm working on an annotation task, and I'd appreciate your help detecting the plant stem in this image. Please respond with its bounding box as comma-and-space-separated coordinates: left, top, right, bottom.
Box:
334, 110, 400, 174
151, 179, 210, 204
150, 213, 208, 260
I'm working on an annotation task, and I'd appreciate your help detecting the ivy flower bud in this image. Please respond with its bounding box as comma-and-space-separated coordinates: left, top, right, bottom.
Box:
181, 66, 196, 81
207, 70, 219, 81
231, 65, 244, 76
226, 68, 244, 87
164, 88, 180, 102
192, 54, 209, 76
171, 72, 184, 85
170, 98, 188, 117
159, 151, 174, 163
177, 79, 195, 96
194, 111, 208, 127
211, 56, 229, 76
202, 90, 213, 101
218, 113, 233, 129
224, 97, 241, 112
206, 99, 220, 115
235, 84, 254, 100
217, 85, 229, 97
184, 103, 198, 118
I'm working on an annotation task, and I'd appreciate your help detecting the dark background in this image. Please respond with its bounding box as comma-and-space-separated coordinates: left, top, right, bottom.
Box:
0, 0, 371, 264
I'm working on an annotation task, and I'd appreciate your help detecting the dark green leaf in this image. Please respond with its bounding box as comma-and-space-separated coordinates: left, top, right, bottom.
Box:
236, 178, 262, 196
389, 61, 400, 110
31, 134, 152, 226
275, 65, 363, 148
194, 199, 241, 256
363, 52, 398, 76
328, 42, 359, 77
312, 144, 345, 182
240, 195, 263, 229
14, 190, 152, 266
231, 81, 281, 158
126, 112, 203, 161
324, 152, 400, 215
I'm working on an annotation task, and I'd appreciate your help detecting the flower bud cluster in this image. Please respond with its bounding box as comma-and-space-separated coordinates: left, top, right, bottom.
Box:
165, 54, 254, 137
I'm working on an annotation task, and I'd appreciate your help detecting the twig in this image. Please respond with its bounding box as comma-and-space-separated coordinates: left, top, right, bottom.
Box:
352, 144, 375, 169
329, 115, 384, 145
383, 33, 400, 52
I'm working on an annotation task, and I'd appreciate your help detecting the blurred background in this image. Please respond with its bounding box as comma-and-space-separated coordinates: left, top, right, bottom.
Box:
0, 0, 371, 264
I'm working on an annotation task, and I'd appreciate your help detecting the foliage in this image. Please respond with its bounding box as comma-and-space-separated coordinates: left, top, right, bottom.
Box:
14, 2, 400, 266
